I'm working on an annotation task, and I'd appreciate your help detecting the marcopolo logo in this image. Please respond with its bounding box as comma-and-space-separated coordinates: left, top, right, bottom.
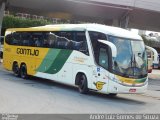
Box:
17, 48, 39, 56
94, 81, 106, 90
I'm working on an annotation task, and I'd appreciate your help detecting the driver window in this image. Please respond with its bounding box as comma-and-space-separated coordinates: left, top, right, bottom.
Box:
99, 47, 109, 70
89, 31, 109, 69
89, 31, 107, 53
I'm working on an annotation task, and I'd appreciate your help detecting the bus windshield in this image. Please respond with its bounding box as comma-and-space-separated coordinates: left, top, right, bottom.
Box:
108, 36, 147, 79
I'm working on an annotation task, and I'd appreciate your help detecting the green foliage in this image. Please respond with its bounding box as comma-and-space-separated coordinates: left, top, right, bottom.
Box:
2, 15, 51, 29
141, 35, 160, 48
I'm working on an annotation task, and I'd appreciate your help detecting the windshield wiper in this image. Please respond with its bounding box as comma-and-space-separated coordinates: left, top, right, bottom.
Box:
130, 54, 138, 76
131, 54, 139, 68
130, 55, 134, 68
133, 54, 137, 68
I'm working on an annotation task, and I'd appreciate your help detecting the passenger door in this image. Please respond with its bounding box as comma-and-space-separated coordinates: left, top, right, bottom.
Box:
92, 44, 110, 93
88, 31, 110, 92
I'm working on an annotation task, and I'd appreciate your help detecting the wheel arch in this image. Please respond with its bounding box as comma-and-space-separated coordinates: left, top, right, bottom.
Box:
12, 61, 19, 69
20, 62, 26, 66
20, 62, 28, 79
74, 71, 90, 87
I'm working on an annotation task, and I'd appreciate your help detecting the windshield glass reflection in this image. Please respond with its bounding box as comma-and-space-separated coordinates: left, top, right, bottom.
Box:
108, 36, 147, 78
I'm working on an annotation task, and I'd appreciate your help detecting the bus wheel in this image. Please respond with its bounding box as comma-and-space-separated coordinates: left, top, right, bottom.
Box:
77, 74, 89, 94
12, 62, 19, 77
20, 64, 28, 79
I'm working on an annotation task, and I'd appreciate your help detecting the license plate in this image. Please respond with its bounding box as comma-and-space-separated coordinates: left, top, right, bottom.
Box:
129, 89, 136, 93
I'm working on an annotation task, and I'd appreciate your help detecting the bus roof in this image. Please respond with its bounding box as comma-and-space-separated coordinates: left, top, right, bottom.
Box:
6, 24, 142, 40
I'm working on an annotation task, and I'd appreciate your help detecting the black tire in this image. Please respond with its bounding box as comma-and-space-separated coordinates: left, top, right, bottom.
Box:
0, 51, 2, 59
12, 62, 20, 77
78, 74, 89, 94
20, 64, 28, 79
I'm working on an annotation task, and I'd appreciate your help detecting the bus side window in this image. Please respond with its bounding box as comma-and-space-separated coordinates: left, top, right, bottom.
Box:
89, 31, 108, 65
55, 31, 73, 50
32, 32, 43, 47
47, 32, 57, 48
99, 47, 109, 70
56, 37, 69, 49
21, 32, 31, 46
12, 32, 21, 45
73, 31, 89, 55
59, 31, 73, 40
5, 34, 13, 45
35, 38, 41, 47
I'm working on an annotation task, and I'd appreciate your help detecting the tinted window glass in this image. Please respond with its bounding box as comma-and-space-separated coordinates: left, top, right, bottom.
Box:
11, 33, 19, 45
89, 31, 109, 69
32, 32, 43, 47
99, 47, 109, 70
54, 31, 89, 55
5, 31, 88, 55
5, 33, 12, 45
73, 32, 89, 55
55, 32, 71, 49
21, 32, 31, 46
46, 32, 57, 48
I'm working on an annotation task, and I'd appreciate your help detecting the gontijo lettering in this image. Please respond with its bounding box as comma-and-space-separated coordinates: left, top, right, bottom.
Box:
17, 48, 39, 56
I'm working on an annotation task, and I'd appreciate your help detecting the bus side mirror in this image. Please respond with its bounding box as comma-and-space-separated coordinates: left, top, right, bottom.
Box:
98, 39, 117, 57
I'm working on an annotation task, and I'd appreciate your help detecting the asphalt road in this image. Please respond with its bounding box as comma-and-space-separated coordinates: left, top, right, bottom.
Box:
0, 63, 160, 114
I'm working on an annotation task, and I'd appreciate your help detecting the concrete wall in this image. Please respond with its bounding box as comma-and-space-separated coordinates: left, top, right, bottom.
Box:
6, 0, 160, 31
135, 0, 160, 12
88, 0, 160, 12
88, 0, 134, 6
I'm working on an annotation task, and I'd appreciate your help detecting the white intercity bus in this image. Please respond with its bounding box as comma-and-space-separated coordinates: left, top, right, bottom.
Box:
3, 24, 148, 95
146, 46, 159, 69
146, 46, 153, 73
